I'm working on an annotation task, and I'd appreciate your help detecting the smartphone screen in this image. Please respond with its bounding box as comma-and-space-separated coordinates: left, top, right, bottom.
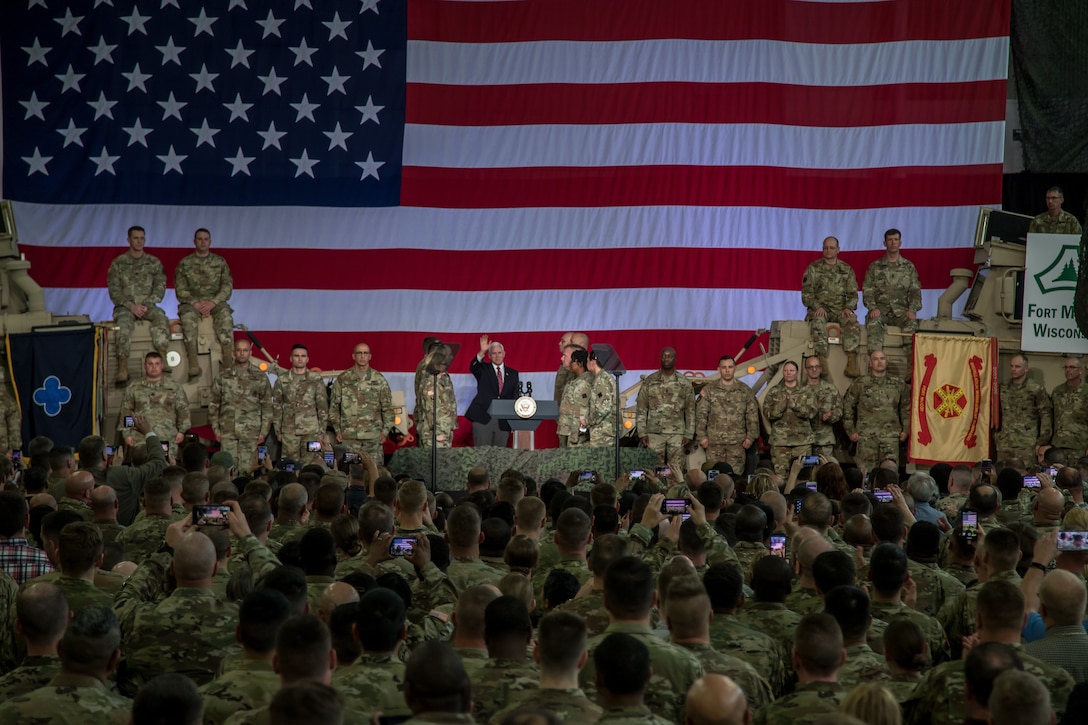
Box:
793, 498, 803, 514
307, 440, 322, 453
104, 445, 116, 457
802, 455, 820, 466
1056, 531, 1088, 552
124, 415, 135, 427
629, 469, 645, 479
661, 499, 690, 520
707, 469, 719, 481
579, 470, 595, 481
193, 504, 231, 526
874, 489, 893, 502
961, 510, 979, 540
805, 481, 817, 491
389, 536, 416, 557
161, 442, 169, 453
770, 534, 787, 557
1023, 476, 1041, 489
323, 452, 335, 468
655, 466, 671, 477
257, 446, 267, 462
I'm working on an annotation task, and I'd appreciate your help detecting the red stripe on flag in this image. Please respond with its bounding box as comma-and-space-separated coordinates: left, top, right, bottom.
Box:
407, 0, 1012, 44
21, 246, 976, 292
401, 165, 1004, 210
407, 81, 1008, 128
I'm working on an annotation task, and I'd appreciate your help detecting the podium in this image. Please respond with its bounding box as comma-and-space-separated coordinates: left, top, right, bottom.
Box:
488, 399, 559, 431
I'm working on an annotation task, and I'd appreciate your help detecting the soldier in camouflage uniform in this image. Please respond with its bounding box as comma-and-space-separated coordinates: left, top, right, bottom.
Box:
0, 581, 63, 700
996, 353, 1052, 464
413, 344, 457, 448
587, 349, 618, 446
553, 332, 587, 404
0, 605, 130, 725
175, 228, 235, 377
802, 236, 862, 377
468, 597, 540, 724
557, 348, 592, 447
116, 478, 175, 563
862, 229, 922, 351
803, 357, 843, 458
107, 225, 170, 383
763, 361, 818, 476
843, 350, 910, 473
0, 385, 20, 458
273, 344, 329, 463
119, 352, 190, 455
696, 356, 759, 476
332, 589, 411, 718
211, 339, 273, 473
637, 347, 696, 465
1045, 355, 1088, 461
754, 613, 846, 725
329, 343, 392, 463
1029, 186, 1083, 234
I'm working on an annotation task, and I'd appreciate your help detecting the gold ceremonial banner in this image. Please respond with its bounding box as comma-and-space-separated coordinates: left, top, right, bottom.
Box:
909, 333, 998, 465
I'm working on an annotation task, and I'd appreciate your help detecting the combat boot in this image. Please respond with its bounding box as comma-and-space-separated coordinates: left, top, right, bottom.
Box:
115, 357, 129, 383
187, 347, 201, 379
844, 352, 860, 379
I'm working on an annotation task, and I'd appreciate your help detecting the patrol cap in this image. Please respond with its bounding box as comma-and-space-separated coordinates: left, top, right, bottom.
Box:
701, 460, 734, 475
210, 451, 235, 469
571, 349, 589, 366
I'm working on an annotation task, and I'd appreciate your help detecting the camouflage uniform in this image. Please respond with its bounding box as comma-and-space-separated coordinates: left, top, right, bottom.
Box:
763, 382, 817, 476
754, 681, 844, 725
806, 379, 843, 458
0, 387, 20, 457
843, 373, 910, 472
57, 497, 94, 522
906, 558, 965, 619
175, 251, 235, 358
588, 370, 618, 446
597, 705, 673, 724
936, 493, 967, 521
884, 671, 923, 704
695, 380, 760, 475
733, 541, 769, 578
1029, 209, 1083, 234
708, 613, 787, 697
273, 370, 329, 462
0, 673, 132, 725
117, 513, 173, 563
107, 251, 170, 359
579, 622, 704, 724
735, 602, 801, 665
329, 367, 392, 463
119, 378, 191, 454
863, 255, 921, 350
674, 641, 774, 710
555, 587, 610, 637
636, 371, 696, 464
414, 372, 457, 448
198, 658, 278, 725
21, 573, 114, 614
1049, 381, 1088, 459
469, 658, 539, 724
936, 570, 1021, 660
556, 372, 592, 447
534, 554, 591, 610
554, 364, 572, 404
266, 521, 303, 548
489, 687, 602, 725
869, 599, 950, 665
802, 258, 860, 356
907, 642, 1074, 725
333, 652, 410, 718
115, 556, 241, 694
0, 654, 61, 699
94, 520, 125, 546
995, 378, 1052, 464
211, 365, 273, 472
784, 586, 823, 617
837, 643, 888, 689
447, 555, 505, 593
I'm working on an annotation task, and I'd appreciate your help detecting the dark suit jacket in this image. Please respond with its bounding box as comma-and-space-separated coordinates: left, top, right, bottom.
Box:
466, 355, 520, 430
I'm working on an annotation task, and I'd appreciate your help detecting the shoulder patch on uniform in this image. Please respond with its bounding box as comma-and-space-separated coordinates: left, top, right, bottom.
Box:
428, 609, 450, 623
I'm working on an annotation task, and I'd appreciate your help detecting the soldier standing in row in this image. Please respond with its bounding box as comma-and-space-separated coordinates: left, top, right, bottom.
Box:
0, 388, 21, 460
414, 344, 457, 448
120, 351, 190, 454
637, 347, 695, 465
107, 226, 170, 383
801, 236, 862, 378
995, 353, 1052, 464
273, 344, 329, 462
843, 350, 910, 473
803, 356, 843, 459
210, 339, 272, 472
762, 361, 817, 476
175, 228, 235, 378
863, 228, 922, 351
1028, 187, 1083, 235
554, 332, 588, 404
329, 343, 393, 462
695, 355, 759, 476
557, 348, 592, 447
1045, 355, 1088, 461
587, 349, 617, 447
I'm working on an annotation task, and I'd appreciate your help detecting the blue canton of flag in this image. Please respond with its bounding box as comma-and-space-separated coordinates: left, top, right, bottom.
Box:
2, 0, 406, 207
8, 326, 97, 448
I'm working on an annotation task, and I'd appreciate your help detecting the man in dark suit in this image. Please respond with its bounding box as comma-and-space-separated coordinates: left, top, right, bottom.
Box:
466, 334, 519, 447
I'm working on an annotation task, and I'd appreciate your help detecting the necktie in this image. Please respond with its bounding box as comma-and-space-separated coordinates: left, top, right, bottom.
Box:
496, 366, 503, 393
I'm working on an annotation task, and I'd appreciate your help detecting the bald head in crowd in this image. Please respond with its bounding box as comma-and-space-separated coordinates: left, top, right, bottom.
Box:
1032, 488, 1066, 525
317, 582, 360, 625
64, 471, 95, 503
90, 486, 119, 518
685, 674, 749, 725
172, 532, 218, 585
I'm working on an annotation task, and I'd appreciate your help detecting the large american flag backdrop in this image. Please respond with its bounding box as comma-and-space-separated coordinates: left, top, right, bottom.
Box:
2, 0, 1010, 429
